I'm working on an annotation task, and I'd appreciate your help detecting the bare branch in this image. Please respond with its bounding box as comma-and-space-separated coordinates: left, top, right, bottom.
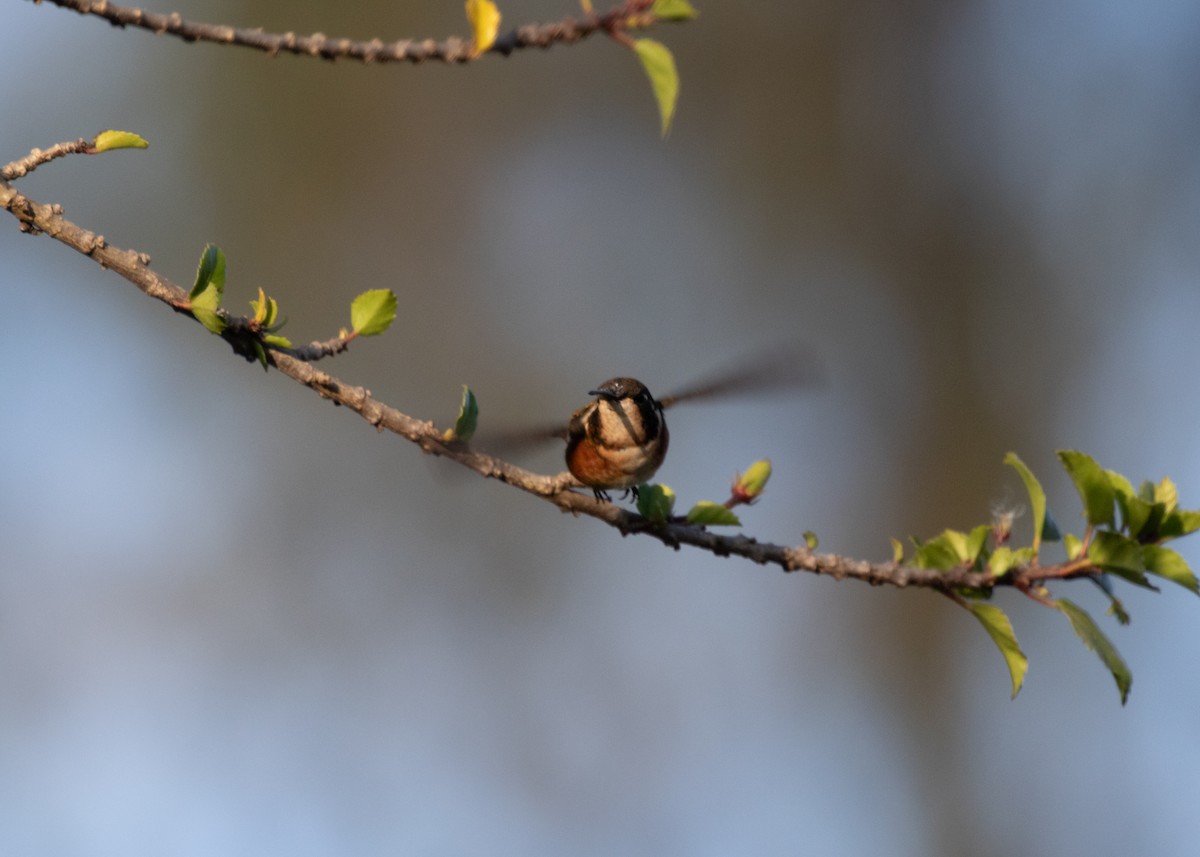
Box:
1, 138, 91, 181
30, 0, 668, 64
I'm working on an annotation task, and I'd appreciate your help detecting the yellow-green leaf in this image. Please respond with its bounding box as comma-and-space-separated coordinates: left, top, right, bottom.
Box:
190, 307, 226, 336
735, 459, 772, 498
1004, 452, 1047, 553
966, 602, 1028, 699
686, 501, 740, 527
1058, 450, 1116, 528
651, 0, 698, 20
91, 130, 149, 152
466, 0, 501, 56
633, 39, 680, 137
1141, 544, 1199, 594
350, 289, 397, 337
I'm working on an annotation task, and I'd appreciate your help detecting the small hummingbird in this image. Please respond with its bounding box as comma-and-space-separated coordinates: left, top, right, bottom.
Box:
493, 352, 818, 502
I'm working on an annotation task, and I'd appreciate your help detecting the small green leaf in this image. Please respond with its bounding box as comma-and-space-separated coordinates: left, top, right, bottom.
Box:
190, 243, 226, 307
686, 501, 741, 527
252, 340, 268, 371
190, 306, 226, 336
803, 530, 818, 550
91, 130, 149, 152
914, 534, 962, 571
1063, 532, 1084, 560
1056, 598, 1132, 704
633, 39, 680, 137
350, 289, 397, 337
988, 546, 1016, 577
965, 524, 991, 566
985, 545, 1036, 577
966, 602, 1028, 699
890, 538, 904, 564
1041, 510, 1062, 542
1058, 450, 1116, 528
1087, 531, 1156, 589
443, 385, 478, 442
262, 334, 292, 348
637, 483, 676, 523
651, 0, 698, 20
735, 459, 772, 499
1004, 452, 1047, 552
1141, 544, 1199, 594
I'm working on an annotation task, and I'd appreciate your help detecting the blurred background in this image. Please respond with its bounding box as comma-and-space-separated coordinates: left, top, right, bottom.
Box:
4, 1, 1200, 854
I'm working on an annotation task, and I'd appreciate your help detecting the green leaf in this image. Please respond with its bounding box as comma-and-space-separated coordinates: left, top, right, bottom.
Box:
636, 483, 676, 523
913, 534, 961, 571
1105, 469, 1136, 500
686, 501, 741, 527
1004, 452, 1047, 552
633, 39, 680, 137
803, 530, 818, 550
1056, 598, 1133, 705
443, 385, 478, 442
252, 340, 268, 371
1117, 492, 1164, 543
966, 602, 1028, 699
1063, 532, 1084, 560
262, 334, 292, 348
1159, 508, 1200, 540
651, 0, 698, 20
190, 306, 226, 336
91, 130, 149, 152
965, 524, 991, 566
1041, 510, 1062, 542
350, 289, 398, 337
988, 546, 1016, 577
1087, 531, 1156, 589
987, 545, 1035, 577
1154, 477, 1179, 512
890, 538, 904, 564
190, 243, 226, 307
1141, 544, 1199, 594
250, 287, 282, 329
1058, 450, 1116, 528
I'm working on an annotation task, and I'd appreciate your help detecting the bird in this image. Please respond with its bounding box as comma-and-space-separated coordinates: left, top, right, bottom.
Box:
565, 377, 669, 501
488, 351, 819, 502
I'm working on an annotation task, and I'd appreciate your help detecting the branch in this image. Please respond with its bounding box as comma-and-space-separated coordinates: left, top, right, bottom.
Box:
30, 0, 666, 64
0, 148, 1123, 592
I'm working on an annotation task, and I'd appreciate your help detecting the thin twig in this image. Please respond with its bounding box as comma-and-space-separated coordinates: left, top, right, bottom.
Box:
0, 138, 90, 181
30, 0, 666, 64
